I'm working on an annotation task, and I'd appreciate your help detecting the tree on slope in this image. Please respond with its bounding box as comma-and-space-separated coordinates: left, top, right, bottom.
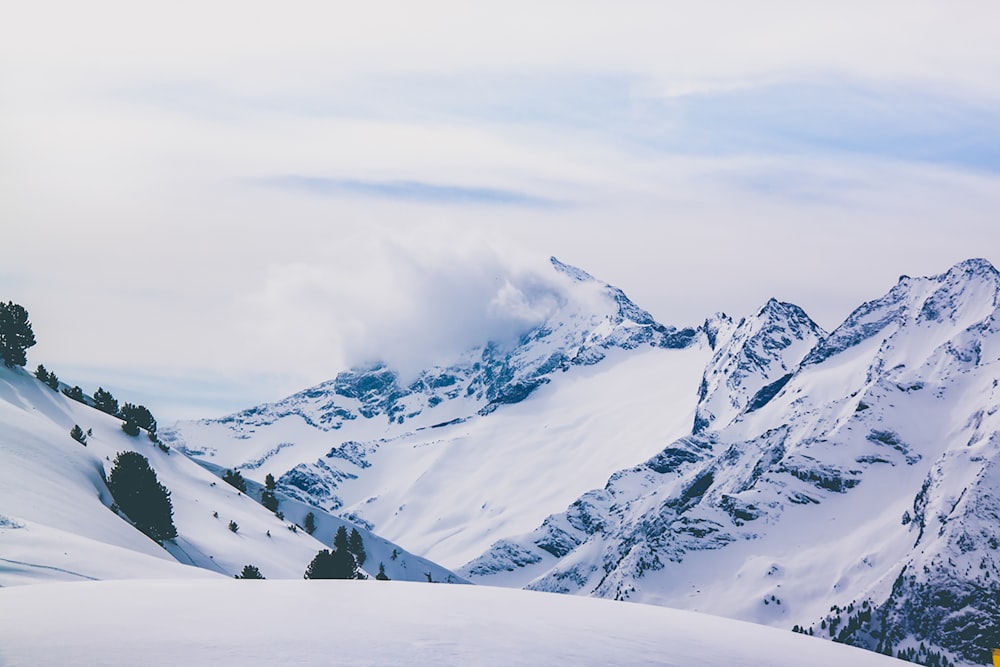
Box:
260, 487, 279, 513
93, 387, 119, 415
63, 385, 85, 402
333, 525, 350, 552
332, 525, 361, 578
107, 451, 177, 542
0, 301, 36, 368
303, 511, 316, 535
303, 549, 337, 579
235, 564, 264, 579
119, 403, 157, 434
348, 527, 367, 567
222, 469, 247, 493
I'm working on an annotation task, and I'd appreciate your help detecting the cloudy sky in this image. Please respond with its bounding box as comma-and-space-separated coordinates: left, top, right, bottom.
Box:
3, 1, 1000, 421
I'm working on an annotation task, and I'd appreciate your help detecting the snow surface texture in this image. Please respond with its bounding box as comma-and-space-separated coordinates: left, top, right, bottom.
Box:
0, 365, 459, 586
0, 580, 908, 667
166, 257, 1000, 666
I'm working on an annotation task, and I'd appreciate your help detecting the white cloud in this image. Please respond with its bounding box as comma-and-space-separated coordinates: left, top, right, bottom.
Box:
3, 1, 1000, 420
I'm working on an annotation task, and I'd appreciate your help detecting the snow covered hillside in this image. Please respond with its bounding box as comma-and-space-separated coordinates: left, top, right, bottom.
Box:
0, 365, 459, 586
0, 579, 909, 667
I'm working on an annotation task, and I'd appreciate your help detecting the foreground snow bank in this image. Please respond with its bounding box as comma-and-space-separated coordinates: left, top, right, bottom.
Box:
0, 580, 905, 666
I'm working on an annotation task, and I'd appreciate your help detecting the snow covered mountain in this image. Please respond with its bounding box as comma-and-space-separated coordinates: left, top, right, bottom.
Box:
0, 365, 459, 586
467, 258, 1000, 666
166, 256, 1000, 666
163, 257, 709, 567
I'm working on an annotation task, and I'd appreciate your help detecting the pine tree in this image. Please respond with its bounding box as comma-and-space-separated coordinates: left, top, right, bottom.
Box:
303, 511, 316, 535
328, 525, 360, 578
34, 364, 49, 383
348, 527, 367, 567
260, 487, 278, 512
119, 403, 157, 433
93, 387, 119, 415
45, 370, 59, 390
333, 525, 349, 551
0, 302, 36, 368
303, 549, 337, 579
235, 564, 264, 579
222, 469, 247, 492
63, 385, 85, 402
107, 451, 177, 541
70, 424, 87, 445
375, 562, 390, 581
264, 473, 276, 491
121, 420, 140, 436
331, 547, 359, 579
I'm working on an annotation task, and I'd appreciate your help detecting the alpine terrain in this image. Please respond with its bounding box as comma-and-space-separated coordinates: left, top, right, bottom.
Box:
163, 256, 1000, 666
4, 256, 998, 665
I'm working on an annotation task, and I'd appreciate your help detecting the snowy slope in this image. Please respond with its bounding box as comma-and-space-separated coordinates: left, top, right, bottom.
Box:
0, 365, 459, 585
0, 579, 909, 667
465, 259, 1000, 666
164, 257, 709, 567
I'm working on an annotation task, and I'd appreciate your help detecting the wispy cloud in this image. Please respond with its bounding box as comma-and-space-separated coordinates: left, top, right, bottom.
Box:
260, 175, 563, 207
633, 82, 1000, 173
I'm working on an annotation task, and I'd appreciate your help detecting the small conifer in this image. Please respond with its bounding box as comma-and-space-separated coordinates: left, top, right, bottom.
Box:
235, 564, 264, 579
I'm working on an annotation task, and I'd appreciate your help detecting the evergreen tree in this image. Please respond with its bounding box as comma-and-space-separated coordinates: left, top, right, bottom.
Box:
303, 511, 316, 535
93, 387, 119, 415
331, 547, 359, 579
0, 302, 36, 368
303, 549, 337, 579
222, 469, 247, 492
235, 564, 264, 579
45, 370, 59, 390
63, 385, 85, 402
328, 525, 360, 579
34, 364, 49, 383
260, 487, 279, 512
119, 403, 157, 433
264, 473, 276, 491
333, 525, 349, 552
375, 562, 389, 581
228, 520, 239, 533
121, 420, 140, 436
348, 527, 367, 567
70, 424, 87, 445
107, 451, 177, 541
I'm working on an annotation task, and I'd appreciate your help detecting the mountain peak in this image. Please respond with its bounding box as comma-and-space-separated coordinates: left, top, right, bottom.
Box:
549, 256, 596, 283
804, 257, 1000, 367
944, 257, 998, 278
756, 298, 815, 324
